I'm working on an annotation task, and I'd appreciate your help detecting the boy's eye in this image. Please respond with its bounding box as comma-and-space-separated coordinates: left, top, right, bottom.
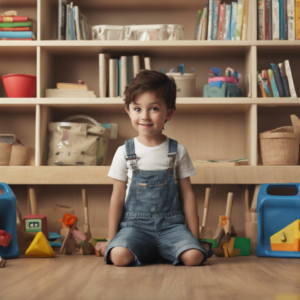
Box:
150, 107, 158, 111
133, 107, 141, 112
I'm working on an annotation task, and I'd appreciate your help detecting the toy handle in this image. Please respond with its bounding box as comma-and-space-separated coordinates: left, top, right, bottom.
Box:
62, 115, 99, 126
225, 192, 233, 220
202, 187, 210, 227
260, 183, 300, 198
82, 189, 89, 224
0, 182, 14, 198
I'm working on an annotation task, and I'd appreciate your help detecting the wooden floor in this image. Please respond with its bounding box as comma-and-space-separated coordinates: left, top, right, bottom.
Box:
2, 255, 300, 300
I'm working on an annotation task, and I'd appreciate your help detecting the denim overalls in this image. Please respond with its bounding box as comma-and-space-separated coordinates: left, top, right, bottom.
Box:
105, 138, 208, 266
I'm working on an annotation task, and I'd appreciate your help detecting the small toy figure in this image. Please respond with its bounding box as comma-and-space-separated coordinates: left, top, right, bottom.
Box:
0, 256, 6, 268
22, 214, 48, 239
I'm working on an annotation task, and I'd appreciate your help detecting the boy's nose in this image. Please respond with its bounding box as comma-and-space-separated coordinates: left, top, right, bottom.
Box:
141, 112, 150, 120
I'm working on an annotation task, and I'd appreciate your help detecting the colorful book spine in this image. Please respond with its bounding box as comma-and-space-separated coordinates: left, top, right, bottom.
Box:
224, 4, 232, 40
0, 31, 35, 38
218, 4, 225, 40
296, 0, 300, 39
0, 27, 31, 31
284, 60, 297, 97
194, 10, 202, 40
279, 0, 284, 39
1, 38, 32, 40
212, 3, 219, 40
231, 2, 237, 40
197, 10, 204, 40
208, 0, 214, 40
258, 0, 265, 39
242, 0, 248, 40
262, 70, 273, 96
0, 16, 27, 23
270, 63, 285, 97
0, 22, 32, 28
258, 73, 268, 97
283, 0, 288, 39
268, 69, 280, 97
201, 5, 208, 40
265, 0, 269, 39
236, 0, 244, 40
272, 0, 280, 39
287, 0, 295, 40
278, 63, 290, 97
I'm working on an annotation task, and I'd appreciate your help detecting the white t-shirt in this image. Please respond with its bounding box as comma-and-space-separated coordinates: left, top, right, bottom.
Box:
108, 137, 196, 202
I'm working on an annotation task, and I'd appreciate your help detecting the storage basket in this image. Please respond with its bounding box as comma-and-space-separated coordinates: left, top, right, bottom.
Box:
92, 25, 124, 40
166, 72, 196, 97
259, 126, 300, 165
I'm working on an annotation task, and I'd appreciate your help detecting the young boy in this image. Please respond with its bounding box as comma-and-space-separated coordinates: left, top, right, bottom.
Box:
96, 70, 210, 266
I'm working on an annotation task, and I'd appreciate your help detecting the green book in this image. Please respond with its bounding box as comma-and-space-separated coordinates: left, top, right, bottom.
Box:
0, 22, 32, 28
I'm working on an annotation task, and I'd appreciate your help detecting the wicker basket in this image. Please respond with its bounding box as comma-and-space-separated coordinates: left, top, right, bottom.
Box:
259, 126, 300, 165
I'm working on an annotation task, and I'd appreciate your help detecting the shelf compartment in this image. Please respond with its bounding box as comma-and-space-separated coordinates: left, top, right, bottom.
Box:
2, 165, 300, 184
0, 105, 36, 166
40, 45, 253, 98
41, 0, 252, 41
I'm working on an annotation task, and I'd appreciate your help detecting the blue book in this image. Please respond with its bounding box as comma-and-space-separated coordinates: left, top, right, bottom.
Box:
225, 4, 231, 40
0, 31, 35, 39
268, 69, 280, 97
279, 0, 284, 39
230, 2, 237, 40
270, 63, 284, 97
208, 0, 215, 40
212, 3, 219, 40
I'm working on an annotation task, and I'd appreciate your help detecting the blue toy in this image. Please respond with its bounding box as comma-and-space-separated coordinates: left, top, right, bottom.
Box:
0, 183, 20, 258
256, 183, 300, 258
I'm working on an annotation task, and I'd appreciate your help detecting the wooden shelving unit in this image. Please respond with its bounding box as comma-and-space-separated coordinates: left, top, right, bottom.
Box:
1, 0, 300, 232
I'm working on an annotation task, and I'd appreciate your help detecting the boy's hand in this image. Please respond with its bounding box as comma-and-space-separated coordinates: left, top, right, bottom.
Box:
95, 241, 109, 257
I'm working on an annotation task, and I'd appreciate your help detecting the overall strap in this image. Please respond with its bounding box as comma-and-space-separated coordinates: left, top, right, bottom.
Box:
168, 138, 177, 173
125, 139, 138, 172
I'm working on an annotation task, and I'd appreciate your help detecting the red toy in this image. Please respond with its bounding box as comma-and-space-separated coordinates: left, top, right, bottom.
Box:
0, 230, 12, 247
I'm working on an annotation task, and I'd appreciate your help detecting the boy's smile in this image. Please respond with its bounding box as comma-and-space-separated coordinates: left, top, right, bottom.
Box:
125, 91, 174, 146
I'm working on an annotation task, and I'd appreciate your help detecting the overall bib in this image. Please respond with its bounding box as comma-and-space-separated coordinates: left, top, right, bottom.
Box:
105, 138, 208, 266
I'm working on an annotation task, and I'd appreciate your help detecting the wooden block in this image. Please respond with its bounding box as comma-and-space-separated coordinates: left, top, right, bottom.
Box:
251, 212, 258, 222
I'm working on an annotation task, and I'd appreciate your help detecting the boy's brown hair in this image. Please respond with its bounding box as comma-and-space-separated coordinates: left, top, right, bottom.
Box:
124, 70, 177, 110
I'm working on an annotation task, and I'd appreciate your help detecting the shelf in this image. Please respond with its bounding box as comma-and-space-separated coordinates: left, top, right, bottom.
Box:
1, 166, 300, 184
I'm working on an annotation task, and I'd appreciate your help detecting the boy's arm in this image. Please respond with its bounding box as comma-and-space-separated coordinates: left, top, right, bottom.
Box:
108, 179, 126, 242
179, 177, 199, 240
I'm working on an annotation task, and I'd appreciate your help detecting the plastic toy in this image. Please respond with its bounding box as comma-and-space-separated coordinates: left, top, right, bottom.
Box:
0, 182, 20, 259
22, 214, 48, 239
270, 220, 300, 252
199, 187, 212, 239
89, 237, 108, 257
0, 230, 12, 247
256, 183, 300, 258
25, 232, 55, 258
223, 237, 251, 257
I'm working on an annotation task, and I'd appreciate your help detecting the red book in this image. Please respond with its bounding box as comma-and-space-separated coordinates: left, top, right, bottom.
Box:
218, 4, 225, 40
0, 16, 28, 23
1, 38, 32, 40
0, 27, 30, 31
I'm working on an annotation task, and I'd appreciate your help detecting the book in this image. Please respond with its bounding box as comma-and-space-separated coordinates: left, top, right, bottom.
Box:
120, 56, 127, 97
57, 83, 88, 90
287, 0, 295, 40
0, 31, 35, 39
45, 89, 96, 98
74, 6, 81, 40
207, 0, 214, 40
0, 22, 32, 28
201, 5, 208, 40
268, 69, 280, 97
265, 0, 272, 39
0, 27, 31, 31
284, 60, 297, 97
58, 0, 67, 40
279, 0, 284, 39
133, 55, 140, 77
212, 2, 219, 40
99, 53, 110, 97
296, 0, 300, 39
262, 70, 273, 97
194, 10, 202, 40
270, 63, 285, 97
242, 0, 249, 40
258, 72, 268, 97
278, 63, 290, 97
197, 10, 203, 40
268, 0, 272, 39
80, 13, 90, 40
258, 0, 265, 39
223, 4, 231, 40
272, 0, 280, 40
283, 0, 288, 39
109, 59, 118, 97
1, 38, 32, 40
218, 4, 225, 40
144, 57, 151, 70
0, 16, 27, 23
231, 2, 238, 40
236, 0, 244, 40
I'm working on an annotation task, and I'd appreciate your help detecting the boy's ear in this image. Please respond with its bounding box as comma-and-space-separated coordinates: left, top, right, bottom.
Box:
125, 107, 130, 114
166, 109, 175, 121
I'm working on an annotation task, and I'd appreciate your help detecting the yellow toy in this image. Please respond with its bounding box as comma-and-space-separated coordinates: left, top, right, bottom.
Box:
25, 232, 55, 257
270, 220, 300, 252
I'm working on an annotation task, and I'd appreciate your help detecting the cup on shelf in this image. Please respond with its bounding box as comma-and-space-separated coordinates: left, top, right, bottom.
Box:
9, 146, 31, 166
0, 143, 12, 166
2, 74, 36, 97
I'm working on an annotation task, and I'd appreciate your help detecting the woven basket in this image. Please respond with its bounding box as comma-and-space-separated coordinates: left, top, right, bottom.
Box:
259, 126, 300, 165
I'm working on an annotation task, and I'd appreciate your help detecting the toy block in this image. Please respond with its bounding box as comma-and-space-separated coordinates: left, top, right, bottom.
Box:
60, 227, 76, 255
227, 237, 250, 256
0, 230, 12, 247
270, 220, 300, 252
25, 232, 55, 258
22, 214, 48, 239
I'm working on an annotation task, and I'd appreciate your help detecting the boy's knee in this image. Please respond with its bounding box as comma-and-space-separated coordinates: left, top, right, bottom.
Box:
110, 247, 135, 266
179, 249, 205, 266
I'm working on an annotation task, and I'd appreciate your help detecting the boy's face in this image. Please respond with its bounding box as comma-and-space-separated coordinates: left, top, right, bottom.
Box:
125, 91, 174, 140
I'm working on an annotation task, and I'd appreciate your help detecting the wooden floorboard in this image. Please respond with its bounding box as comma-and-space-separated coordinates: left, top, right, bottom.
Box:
2, 255, 300, 300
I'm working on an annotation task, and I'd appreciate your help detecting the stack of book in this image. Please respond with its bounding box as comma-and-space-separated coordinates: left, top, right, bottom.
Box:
58, 0, 91, 40
45, 82, 96, 98
0, 11, 35, 40
258, 0, 300, 40
99, 54, 151, 98
195, 0, 249, 40
258, 60, 297, 98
